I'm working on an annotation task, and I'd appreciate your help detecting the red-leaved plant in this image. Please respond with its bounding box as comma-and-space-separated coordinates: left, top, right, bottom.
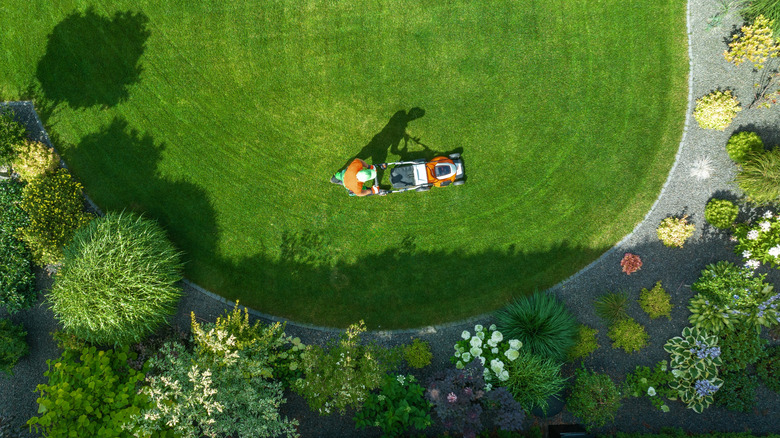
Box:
621, 253, 642, 275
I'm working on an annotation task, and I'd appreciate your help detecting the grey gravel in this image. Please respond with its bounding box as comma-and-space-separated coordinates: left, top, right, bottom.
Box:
3, 0, 780, 436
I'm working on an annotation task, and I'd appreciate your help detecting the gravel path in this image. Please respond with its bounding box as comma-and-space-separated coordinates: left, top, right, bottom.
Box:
3, 0, 780, 436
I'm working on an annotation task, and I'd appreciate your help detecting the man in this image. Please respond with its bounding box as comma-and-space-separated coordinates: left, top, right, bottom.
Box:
330, 158, 386, 196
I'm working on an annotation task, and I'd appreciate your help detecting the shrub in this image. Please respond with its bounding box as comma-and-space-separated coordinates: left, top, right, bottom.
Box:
565, 367, 621, 429
127, 312, 299, 438
726, 132, 765, 163
623, 361, 676, 412
704, 198, 739, 229
724, 14, 780, 68
714, 371, 759, 413
293, 320, 399, 415
594, 291, 629, 323
404, 337, 433, 369
736, 148, 780, 204
0, 180, 35, 314
568, 325, 599, 361
18, 168, 93, 265
734, 210, 780, 268
693, 90, 741, 130
0, 318, 27, 375
718, 326, 767, 373
354, 374, 432, 437
663, 326, 723, 413
639, 281, 673, 319
0, 108, 27, 166
756, 345, 780, 393
608, 318, 649, 353
494, 291, 577, 362
11, 140, 60, 182
656, 215, 695, 248
451, 324, 523, 384
27, 345, 154, 438
505, 351, 566, 415
620, 253, 642, 275
426, 360, 525, 438
49, 211, 183, 345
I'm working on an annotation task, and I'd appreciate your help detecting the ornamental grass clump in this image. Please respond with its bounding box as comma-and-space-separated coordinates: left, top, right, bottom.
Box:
704, 198, 739, 229
735, 148, 780, 204
505, 350, 566, 415
451, 324, 523, 384
734, 210, 780, 268
639, 281, 673, 320
693, 90, 741, 130
11, 140, 60, 182
18, 168, 93, 265
0, 180, 35, 314
620, 253, 642, 275
657, 215, 695, 248
726, 131, 764, 163
664, 326, 723, 413
495, 291, 577, 362
594, 291, 629, 323
49, 211, 183, 345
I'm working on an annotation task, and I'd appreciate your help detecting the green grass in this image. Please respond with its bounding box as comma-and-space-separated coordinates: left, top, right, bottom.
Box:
0, 0, 688, 328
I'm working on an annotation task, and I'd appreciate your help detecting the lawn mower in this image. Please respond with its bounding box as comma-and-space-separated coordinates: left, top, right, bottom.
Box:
378, 153, 466, 194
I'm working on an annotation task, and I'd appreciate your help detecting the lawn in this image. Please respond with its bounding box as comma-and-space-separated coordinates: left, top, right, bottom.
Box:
0, 0, 688, 328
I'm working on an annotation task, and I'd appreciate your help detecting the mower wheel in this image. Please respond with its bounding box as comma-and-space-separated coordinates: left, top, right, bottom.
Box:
449, 153, 461, 160
453, 180, 465, 186
416, 186, 431, 192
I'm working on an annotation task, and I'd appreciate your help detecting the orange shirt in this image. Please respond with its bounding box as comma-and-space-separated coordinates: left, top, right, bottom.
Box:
343, 159, 373, 196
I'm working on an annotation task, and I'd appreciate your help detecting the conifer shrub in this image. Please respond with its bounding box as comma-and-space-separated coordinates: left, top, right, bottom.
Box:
726, 131, 764, 163
566, 367, 621, 429
704, 198, 739, 229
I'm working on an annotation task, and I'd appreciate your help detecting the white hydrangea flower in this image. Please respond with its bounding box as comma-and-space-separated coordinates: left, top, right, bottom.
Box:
490, 359, 505, 375
461, 330, 470, 340
477, 331, 485, 340
456, 360, 465, 370
491, 331, 503, 343
760, 221, 771, 232
764, 211, 775, 219
470, 346, 483, 358
483, 367, 491, 378
479, 356, 486, 365
491, 347, 499, 354
743, 250, 752, 259
461, 352, 472, 363
745, 259, 761, 270
454, 351, 461, 357
647, 387, 656, 396
505, 349, 520, 361
508, 339, 522, 350
485, 383, 493, 392
489, 324, 497, 331
470, 336, 482, 348
768, 245, 780, 258
498, 370, 509, 382
487, 339, 498, 348
474, 324, 484, 333
748, 230, 760, 240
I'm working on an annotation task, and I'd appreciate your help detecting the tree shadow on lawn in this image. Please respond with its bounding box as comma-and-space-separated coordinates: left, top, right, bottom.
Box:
36, 7, 150, 109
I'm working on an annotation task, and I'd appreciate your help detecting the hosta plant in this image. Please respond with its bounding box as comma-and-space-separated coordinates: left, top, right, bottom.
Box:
693, 90, 741, 130
451, 324, 523, 384
704, 198, 739, 229
11, 140, 60, 182
623, 360, 676, 412
657, 215, 695, 248
354, 374, 432, 437
639, 281, 673, 320
608, 318, 649, 353
620, 253, 642, 275
663, 326, 723, 413
734, 210, 780, 268
725, 131, 764, 163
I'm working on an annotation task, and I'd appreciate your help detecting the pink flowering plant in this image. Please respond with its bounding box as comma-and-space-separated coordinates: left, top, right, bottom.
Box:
734, 210, 780, 270
450, 324, 523, 386
620, 253, 643, 275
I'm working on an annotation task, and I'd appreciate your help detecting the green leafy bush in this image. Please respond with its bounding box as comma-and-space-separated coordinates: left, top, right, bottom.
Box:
128, 312, 299, 438
566, 367, 621, 429
639, 281, 673, 319
726, 131, 764, 163
0, 318, 28, 375
734, 210, 780, 268
594, 291, 629, 323
293, 320, 399, 415
354, 374, 432, 437
27, 345, 155, 438
704, 198, 739, 229
756, 345, 780, 393
656, 215, 695, 248
451, 324, 523, 384
505, 350, 566, 415
623, 361, 675, 412
736, 148, 780, 204
714, 371, 759, 413
608, 317, 649, 353
693, 90, 741, 130
663, 326, 723, 413
0, 180, 35, 314
404, 338, 433, 369
49, 211, 183, 345
0, 107, 27, 166
18, 168, 93, 265
568, 325, 599, 360
11, 140, 60, 182
718, 326, 767, 373
495, 291, 577, 362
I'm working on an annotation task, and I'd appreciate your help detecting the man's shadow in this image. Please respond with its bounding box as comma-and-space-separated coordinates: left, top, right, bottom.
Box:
342, 107, 427, 170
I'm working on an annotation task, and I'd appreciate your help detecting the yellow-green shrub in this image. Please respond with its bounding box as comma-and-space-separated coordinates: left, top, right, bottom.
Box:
657, 215, 695, 248
12, 140, 60, 182
18, 169, 93, 265
693, 90, 741, 130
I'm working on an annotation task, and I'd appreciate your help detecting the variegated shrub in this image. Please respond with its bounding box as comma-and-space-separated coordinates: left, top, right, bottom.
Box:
663, 326, 723, 413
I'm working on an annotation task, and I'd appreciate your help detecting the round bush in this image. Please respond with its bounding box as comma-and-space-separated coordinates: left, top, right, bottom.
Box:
49, 211, 183, 345
693, 90, 741, 131
726, 131, 764, 163
704, 198, 739, 229
566, 367, 621, 428
736, 148, 780, 204
0, 318, 28, 375
607, 318, 649, 353
12, 140, 60, 182
495, 291, 578, 362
